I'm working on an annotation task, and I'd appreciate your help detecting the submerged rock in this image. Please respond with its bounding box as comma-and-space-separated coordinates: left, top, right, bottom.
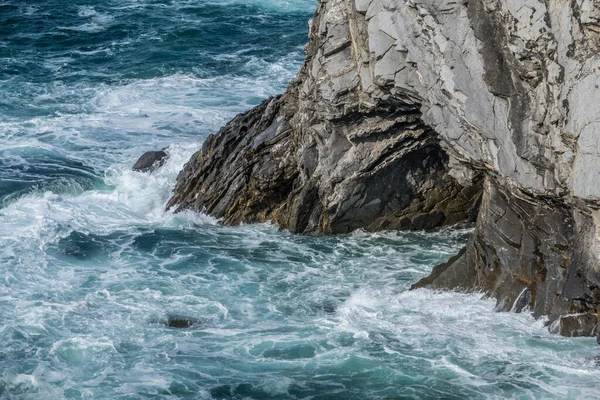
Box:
165, 318, 195, 328
168, 0, 600, 337
133, 150, 168, 173
155, 315, 201, 329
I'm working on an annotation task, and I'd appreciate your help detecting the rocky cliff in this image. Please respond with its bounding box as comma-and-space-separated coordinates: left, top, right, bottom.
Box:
168, 0, 600, 337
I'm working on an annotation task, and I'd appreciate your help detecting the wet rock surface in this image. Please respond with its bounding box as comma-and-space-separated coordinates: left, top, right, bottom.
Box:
560, 314, 598, 338
414, 178, 600, 333
168, 0, 600, 336
133, 150, 168, 173
162, 315, 201, 329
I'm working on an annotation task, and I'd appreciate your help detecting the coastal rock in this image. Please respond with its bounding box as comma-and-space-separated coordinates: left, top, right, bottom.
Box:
133, 150, 168, 173
559, 314, 598, 337
162, 315, 201, 328
413, 178, 600, 329
169, 0, 600, 336
168, 0, 483, 234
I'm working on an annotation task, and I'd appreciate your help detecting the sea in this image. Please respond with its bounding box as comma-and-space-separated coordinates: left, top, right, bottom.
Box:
1, 1, 599, 399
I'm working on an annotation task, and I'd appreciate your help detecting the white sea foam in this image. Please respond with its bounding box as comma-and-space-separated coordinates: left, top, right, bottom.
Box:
0, 142, 216, 247
50, 336, 117, 354
58, 6, 114, 33
2, 2, 600, 397
2, 373, 39, 395
0, 73, 294, 168
22, 6, 40, 15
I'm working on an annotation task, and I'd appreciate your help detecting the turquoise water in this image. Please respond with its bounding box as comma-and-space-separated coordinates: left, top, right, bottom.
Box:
1, 1, 599, 399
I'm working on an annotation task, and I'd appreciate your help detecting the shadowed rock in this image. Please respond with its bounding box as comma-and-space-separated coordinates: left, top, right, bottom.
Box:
158, 315, 201, 329
560, 314, 598, 337
414, 177, 600, 334
133, 150, 168, 173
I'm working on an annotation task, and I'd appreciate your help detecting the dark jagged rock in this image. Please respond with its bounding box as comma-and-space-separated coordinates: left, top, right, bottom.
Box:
167, 94, 301, 227
410, 247, 472, 292
167, 1, 483, 234
167, 94, 483, 233
163, 315, 201, 328
133, 150, 168, 173
560, 314, 598, 337
415, 178, 600, 331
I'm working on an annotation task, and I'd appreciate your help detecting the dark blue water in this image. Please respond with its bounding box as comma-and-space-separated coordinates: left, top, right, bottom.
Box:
1, 1, 599, 399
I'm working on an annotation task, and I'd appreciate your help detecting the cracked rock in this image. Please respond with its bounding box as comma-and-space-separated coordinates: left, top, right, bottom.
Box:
169, 0, 600, 337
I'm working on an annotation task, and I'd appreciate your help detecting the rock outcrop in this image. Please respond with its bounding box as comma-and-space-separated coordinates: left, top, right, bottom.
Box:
167, 0, 483, 234
133, 150, 168, 173
169, 0, 600, 337
412, 177, 600, 334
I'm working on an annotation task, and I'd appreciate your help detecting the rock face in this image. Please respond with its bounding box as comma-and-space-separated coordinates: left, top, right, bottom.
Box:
412, 177, 600, 331
167, 0, 483, 234
559, 313, 598, 337
133, 150, 168, 173
166, 90, 482, 233
169, 0, 600, 336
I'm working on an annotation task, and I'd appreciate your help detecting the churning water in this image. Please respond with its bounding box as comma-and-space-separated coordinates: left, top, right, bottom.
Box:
1, 1, 599, 399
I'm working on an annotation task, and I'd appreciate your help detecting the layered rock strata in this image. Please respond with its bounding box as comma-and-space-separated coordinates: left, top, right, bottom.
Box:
167, 0, 484, 234
412, 177, 600, 337
169, 0, 600, 336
